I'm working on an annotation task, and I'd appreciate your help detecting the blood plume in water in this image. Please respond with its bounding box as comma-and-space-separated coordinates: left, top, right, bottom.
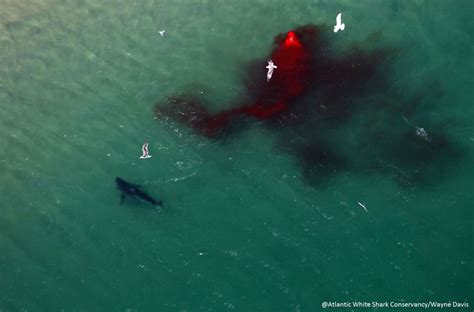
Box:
154, 24, 460, 186
155, 26, 316, 137
239, 30, 309, 119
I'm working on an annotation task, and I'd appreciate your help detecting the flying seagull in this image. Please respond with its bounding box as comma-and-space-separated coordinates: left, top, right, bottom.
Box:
333, 12, 345, 33
266, 60, 278, 82
140, 142, 152, 159
159, 30, 165, 37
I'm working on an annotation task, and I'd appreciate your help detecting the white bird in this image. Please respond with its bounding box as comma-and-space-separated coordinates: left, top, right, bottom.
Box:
333, 12, 345, 33
266, 60, 278, 82
159, 30, 165, 37
140, 142, 152, 159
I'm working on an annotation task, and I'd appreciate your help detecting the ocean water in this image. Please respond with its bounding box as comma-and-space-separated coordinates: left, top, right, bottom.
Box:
0, 0, 473, 311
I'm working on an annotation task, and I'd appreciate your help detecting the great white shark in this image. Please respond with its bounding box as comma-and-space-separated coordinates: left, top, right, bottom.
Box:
115, 177, 163, 207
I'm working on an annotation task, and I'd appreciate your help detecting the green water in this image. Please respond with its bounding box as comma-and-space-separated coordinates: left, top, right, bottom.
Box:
0, 0, 473, 311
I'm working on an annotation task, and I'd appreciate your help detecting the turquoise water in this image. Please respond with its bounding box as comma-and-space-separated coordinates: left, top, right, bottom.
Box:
1, 0, 473, 311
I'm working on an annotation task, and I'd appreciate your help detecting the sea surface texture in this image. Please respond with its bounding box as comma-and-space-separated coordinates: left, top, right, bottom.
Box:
0, 0, 473, 311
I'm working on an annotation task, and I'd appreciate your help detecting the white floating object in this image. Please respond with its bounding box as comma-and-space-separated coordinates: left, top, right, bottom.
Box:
159, 30, 165, 37
333, 12, 345, 33
358, 201, 368, 213
415, 127, 432, 142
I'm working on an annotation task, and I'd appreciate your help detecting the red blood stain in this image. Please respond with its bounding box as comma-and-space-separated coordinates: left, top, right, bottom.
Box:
154, 25, 461, 188
155, 24, 385, 137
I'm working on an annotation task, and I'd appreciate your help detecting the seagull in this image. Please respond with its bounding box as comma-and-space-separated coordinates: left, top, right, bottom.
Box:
139, 142, 152, 159
158, 30, 165, 37
266, 60, 278, 82
333, 12, 345, 33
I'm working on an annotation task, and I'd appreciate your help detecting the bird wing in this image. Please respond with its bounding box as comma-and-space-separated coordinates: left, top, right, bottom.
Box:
336, 12, 342, 25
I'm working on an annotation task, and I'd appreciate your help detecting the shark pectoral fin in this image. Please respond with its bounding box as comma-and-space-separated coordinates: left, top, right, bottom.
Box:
120, 193, 126, 205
